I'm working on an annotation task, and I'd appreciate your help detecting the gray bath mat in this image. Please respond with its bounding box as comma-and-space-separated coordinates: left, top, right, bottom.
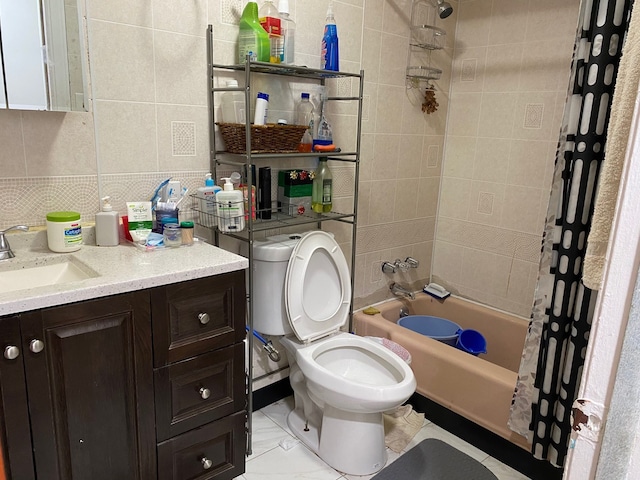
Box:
372, 438, 498, 480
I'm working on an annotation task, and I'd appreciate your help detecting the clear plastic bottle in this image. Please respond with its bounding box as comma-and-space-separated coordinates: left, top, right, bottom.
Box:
296, 92, 314, 152
221, 80, 245, 124
259, 0, 283, 63
312, 159, 332, 213
278, 0, 295, 64
314, 100, 333, 146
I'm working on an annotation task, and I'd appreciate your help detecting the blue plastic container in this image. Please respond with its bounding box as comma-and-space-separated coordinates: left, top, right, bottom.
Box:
396, 315, 461, 346
455, 329, 487, 356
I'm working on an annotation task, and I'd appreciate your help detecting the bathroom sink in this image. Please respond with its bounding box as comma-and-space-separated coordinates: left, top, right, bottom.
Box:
0, 256, 100, 294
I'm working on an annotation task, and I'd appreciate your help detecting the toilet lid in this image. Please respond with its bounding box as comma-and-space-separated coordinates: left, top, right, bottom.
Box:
284, 231, 351, 343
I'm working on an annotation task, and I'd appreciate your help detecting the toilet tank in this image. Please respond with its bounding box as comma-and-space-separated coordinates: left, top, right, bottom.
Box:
252, 234, 302, 335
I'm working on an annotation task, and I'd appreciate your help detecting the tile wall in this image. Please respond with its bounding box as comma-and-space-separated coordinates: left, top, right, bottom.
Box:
0, 0, 449, 313
0, 0, 583, 330
432, 0, 581, 317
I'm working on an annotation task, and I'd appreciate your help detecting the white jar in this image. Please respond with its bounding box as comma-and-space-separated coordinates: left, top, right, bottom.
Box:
46, 211, 83, 253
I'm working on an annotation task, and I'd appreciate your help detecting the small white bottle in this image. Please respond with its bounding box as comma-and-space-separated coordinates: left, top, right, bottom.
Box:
197, 173, 221, 228
221, 80, 246, 124
95, 196, 120, 246
216, 177, 246, 233
253, 92, 269, 125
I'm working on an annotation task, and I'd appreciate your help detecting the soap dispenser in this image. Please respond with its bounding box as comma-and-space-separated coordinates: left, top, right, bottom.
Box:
197, 173, 221, 228
95, 196, 120, 246
216, 177, 246, 233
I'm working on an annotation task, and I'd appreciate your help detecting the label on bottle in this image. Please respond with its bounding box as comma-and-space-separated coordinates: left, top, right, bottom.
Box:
259, 16, 281, 35
238, 31, 259, 61
322, 179, 332, 204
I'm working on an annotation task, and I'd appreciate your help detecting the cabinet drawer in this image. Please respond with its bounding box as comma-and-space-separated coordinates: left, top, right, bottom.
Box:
157, 411, 245, 480
151, 271, 246, 367
155, 343, 245, 441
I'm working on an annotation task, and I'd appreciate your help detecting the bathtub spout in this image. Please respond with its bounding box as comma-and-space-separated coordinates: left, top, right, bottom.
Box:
390, 282, 415, 300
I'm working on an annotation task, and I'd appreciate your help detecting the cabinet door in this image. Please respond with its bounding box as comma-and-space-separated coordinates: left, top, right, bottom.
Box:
19, 292, 156, 480
0, 316, 35, 480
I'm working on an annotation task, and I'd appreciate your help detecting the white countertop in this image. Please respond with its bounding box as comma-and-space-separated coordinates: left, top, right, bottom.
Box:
0, 229, 248, 316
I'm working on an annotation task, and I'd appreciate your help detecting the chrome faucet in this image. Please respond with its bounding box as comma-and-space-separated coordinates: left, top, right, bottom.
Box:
382, 257, 420, 274
0, 225, 29, 260
390, 282, 415, 300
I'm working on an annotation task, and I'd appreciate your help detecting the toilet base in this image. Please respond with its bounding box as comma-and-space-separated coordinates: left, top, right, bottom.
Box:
288, 404, 387, 476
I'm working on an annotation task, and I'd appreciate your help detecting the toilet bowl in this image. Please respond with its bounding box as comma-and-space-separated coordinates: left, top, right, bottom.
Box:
253, 231, 417, 475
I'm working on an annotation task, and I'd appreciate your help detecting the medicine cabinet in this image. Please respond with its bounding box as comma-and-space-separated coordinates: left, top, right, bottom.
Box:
0, 0, 87, 111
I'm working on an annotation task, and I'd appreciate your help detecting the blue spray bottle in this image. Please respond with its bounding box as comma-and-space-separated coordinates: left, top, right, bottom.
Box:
321, 2, 339, 71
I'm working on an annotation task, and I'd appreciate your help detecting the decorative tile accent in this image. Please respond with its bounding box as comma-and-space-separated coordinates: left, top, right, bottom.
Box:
171, 121, 197, 156
477, 191, 494, 214
362, 94, 370, 122
0, 176, 99, 229
427, 144, 440, 168
461, 58, 478, 82
524, 103, 545, 129
220, 0, 242, 25
337, 77, 352, 98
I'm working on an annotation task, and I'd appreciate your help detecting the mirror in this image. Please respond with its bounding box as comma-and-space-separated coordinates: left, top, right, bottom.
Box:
0, 0, 86, 111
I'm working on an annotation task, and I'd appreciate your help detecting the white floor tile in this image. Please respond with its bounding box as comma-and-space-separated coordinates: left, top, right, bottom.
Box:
248, 411, 295, 459
259, 396, 295, 435
403, 422, 491, 463
243, 442, 344, 480
482, 456, 532, 480
342, 449, 401, 480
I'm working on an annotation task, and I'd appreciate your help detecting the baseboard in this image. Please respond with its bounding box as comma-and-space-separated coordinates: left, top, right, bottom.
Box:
252, 377, 294, 411
408, 393, 564, 480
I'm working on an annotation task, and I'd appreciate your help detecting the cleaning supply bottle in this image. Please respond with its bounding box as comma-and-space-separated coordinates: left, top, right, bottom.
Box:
314, 99, 333, 147
216, 177, 246, 233
254, 92, 269, 125
238, 2, 270, 63
296, 92, 314, 152
221, 80, 245, 123
259, 0, 283, 63
321, 2, 339, 71
312, 159, 332, 213
197, 173, 221, 228
95, 196, 120, 246
278, 0, 295, 64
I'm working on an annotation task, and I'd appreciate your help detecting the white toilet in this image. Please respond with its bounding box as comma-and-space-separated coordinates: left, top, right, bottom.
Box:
253, 231, 416, 475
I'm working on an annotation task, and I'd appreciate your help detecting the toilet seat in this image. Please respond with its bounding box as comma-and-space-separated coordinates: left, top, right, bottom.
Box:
285, 231, 351, 343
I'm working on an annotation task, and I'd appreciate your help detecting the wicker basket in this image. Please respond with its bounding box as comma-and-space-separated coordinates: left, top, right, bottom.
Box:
217, 122, 307, 154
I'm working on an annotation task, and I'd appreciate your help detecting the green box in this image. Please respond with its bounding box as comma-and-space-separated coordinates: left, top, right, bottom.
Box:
278, 170, 313, 197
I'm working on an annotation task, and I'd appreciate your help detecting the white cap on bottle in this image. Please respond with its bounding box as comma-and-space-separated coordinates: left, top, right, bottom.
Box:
278, 0, 290, 14
101, 196, 113, 212
221, 177, 235, 191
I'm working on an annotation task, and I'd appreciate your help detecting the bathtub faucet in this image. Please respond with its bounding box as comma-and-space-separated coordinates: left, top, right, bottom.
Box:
390, 282, 415, 300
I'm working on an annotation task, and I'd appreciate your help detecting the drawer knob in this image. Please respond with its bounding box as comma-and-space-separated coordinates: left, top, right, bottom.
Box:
198, 312, 210, 325
4, 346, 20, 360
199, 387, 211, 400
29, 339, 44, 354
201, 457, 213, 470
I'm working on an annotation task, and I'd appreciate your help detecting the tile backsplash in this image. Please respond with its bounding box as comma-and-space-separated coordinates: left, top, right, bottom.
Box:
0, 0, 583, 320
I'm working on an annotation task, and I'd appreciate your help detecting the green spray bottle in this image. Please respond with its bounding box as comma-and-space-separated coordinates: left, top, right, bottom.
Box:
238, 2, 270, 63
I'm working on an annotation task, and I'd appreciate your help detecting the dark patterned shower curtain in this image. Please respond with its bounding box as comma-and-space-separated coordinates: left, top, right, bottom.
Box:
508, 0, 635, 468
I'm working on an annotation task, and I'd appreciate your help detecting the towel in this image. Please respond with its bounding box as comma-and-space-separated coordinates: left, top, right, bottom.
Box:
383, 404, 425, 453
584, 7, 640, 290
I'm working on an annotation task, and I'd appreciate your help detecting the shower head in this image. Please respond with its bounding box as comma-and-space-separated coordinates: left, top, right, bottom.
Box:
436, 0, 453, 19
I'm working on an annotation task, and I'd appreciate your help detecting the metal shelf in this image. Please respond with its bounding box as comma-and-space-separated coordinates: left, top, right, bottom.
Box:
207, 25, 363, 461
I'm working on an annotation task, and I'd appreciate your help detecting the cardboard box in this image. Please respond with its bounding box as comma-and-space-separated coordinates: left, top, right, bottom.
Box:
277, 170, 313, 216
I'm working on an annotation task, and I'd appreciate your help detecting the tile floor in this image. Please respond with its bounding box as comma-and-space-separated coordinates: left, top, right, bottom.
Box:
234, 396, 531, 480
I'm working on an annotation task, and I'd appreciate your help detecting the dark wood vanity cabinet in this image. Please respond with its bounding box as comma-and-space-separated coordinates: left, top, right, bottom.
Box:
0, 270, 246, 480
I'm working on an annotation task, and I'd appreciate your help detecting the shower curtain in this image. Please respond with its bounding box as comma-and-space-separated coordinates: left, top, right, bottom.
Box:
508, 0, 635, 468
